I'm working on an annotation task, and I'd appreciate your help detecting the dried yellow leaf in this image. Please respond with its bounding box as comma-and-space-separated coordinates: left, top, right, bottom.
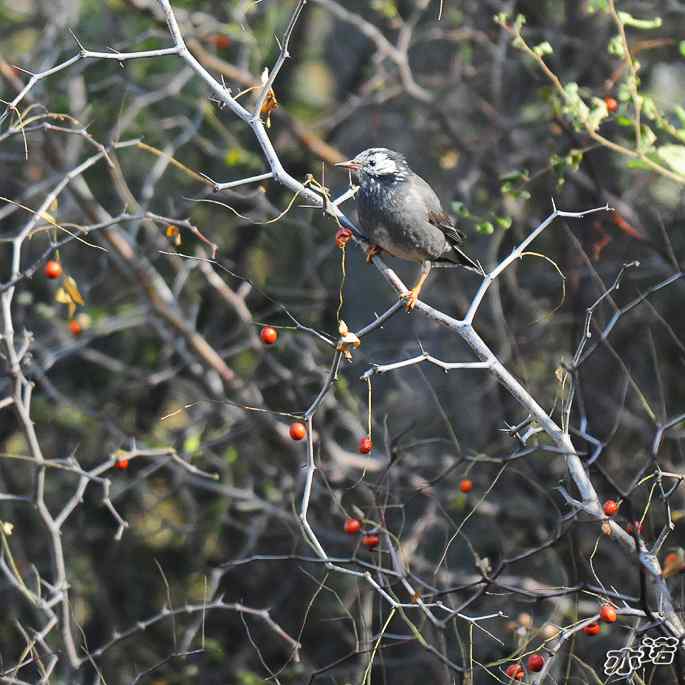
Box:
63, 276, 85, 306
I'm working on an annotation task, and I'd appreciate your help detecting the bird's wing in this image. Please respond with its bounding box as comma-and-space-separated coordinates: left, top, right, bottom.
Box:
427, 210, 466, 246
413, 174, 465, 246
413, 174, 481, 272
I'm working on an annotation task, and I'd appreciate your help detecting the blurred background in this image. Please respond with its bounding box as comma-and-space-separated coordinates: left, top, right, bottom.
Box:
2, 0, 685, 683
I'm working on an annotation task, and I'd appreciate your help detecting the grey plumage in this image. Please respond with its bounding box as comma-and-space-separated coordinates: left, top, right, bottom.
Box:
336, 147, 479, 309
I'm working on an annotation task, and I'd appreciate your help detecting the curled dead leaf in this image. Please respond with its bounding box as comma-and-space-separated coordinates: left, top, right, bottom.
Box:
336, 319, 360, 361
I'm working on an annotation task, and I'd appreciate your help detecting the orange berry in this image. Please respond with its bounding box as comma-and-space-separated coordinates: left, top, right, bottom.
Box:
344, 518, 362, 535
289, 422, 306, 441
359, 436, 373, 454
335, 227, 353, 248
599, 604, 617, 623
44, 260, 62, 279
583, 622, 601, 636
459, 479, 473, 493
361, 534, 379, 548
69, 320, 82, 336
115, 458, 129, 470
605, 96, 618, 113
260, 326, 278, 345
504, 663, 524, 680
603, 499, 618, 516
527, 654, 544, 672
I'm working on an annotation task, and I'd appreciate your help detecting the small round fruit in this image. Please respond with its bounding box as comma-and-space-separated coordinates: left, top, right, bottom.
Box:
605, 96, 618, 113
69, 320, 82, 337
44, 260, 62, 279
289, 421, 306, 441
335, 227, 353, 248
359, 436, 373, 454
600, 604, 617, 623
208, 34, 231, 49
115, 458, 129, 470
583, 622, 601, 636
504, 663, 524, 680
362, 534, 379, 548
527, 654, 544, 672
603, 499, 618, 516
626, 521, 643, 535
344, 518, 361, 535
459, 479, 473, 494
260, 326, 278, 345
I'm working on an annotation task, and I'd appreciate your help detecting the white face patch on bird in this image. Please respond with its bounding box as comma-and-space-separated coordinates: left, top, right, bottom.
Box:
336, 148, 409, 183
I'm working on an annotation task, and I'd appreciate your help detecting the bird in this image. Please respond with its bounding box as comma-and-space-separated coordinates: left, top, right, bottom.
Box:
336, 147, 480, 310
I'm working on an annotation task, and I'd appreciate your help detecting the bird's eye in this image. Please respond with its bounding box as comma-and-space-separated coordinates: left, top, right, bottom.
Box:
369, 159, 376, 167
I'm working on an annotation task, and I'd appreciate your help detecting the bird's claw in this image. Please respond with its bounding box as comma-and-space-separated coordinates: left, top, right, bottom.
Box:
366, 244, 382, 263
402, 289, 419, 312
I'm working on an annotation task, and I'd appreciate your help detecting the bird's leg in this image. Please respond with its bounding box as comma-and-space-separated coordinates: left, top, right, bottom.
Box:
366, 244, 383, 263
403, 260, 432, 311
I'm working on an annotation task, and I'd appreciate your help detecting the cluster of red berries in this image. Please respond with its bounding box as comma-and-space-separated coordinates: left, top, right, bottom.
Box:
343, 517, 379, 548
602, 499, 645, 536
505, 653, 545, 680
263, 328, 372, 454
582, 603, 618, 637
44, 261, 85, 336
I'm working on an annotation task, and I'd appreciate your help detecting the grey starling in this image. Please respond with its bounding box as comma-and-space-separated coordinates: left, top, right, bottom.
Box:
336, 147, 480, 310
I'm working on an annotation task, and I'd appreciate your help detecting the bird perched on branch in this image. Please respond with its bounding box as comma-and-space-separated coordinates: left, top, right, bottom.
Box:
336, 147, 481, 310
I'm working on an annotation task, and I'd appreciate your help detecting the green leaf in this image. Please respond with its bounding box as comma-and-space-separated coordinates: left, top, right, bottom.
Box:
561, 82, 590, 130
617, 12, 662, 30
587, 0, 609, 13
626, 158, 653, 170
657, 145, 685, 175
451, 201, 471, 218
642, 96, 658, 120
608, 35, 625, 58
533, 41, 553, 57
499, 169, 529, 184
638, 124, 656, 153
496, 216, 512, 230
587, 97, 609, 132
675, 106, 685, 128
476, 221, 494, 235
680, 40, 685, 58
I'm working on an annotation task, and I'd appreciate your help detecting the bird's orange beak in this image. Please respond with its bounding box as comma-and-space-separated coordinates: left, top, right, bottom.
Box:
335, 159, 361, 172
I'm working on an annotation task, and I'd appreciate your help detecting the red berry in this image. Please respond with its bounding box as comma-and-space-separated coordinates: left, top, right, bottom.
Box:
260, 326, 278, 345
626, 521, 643, 535
115, 458, 129, 470
362, 534, 379, 548
335, 227, 353, 248
527, 654, 544, 672
207, 34, 231, 49
44, 260, 62, 279
600, 604, 617, 623
289, 422, 306, 441
69, 320, 82, 337
583, 622, 601, 636
605, 96, 618, 113
344, 518, 362, 535
459, 479, 473, 494
603, 499, 618, 516
504, 664, 524, 680
359, 436, 373, 454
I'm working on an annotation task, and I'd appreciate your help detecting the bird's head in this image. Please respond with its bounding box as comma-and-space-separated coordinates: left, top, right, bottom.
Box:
336, 148, 409, 184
